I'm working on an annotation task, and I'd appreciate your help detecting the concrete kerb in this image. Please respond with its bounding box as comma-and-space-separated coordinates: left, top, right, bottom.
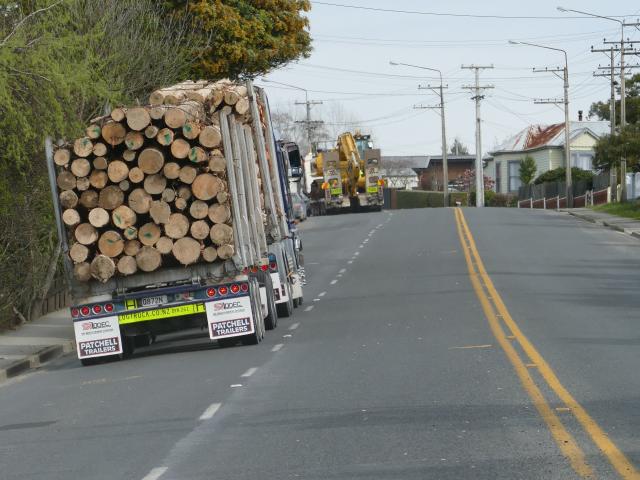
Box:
564, 209, 640, 239
0, 340, 75, 383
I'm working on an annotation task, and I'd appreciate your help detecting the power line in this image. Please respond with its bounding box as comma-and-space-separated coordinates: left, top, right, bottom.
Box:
312, 1, 632, 20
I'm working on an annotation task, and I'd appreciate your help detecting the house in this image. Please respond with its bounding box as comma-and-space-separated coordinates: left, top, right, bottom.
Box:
380, 156, 424, 189
486, 121, 609, 194
412, 155, 476, 191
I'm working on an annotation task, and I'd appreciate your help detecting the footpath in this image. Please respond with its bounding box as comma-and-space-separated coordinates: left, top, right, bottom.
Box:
563, 207, 640, 238
0, 309, 74, 382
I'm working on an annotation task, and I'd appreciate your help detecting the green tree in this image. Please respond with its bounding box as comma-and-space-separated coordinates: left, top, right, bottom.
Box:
593, 124, 640, 171
589, 73, 640, 125
519, 156, 537, 185
450, 137, 469, 155
167, 0, 312, 79
0, 0, 204, 326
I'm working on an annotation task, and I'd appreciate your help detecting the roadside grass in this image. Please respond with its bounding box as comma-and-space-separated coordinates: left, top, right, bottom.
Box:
592, 201, 640, 220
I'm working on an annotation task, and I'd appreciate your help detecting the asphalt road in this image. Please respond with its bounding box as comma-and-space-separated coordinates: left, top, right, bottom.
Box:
1, 208, 639, 479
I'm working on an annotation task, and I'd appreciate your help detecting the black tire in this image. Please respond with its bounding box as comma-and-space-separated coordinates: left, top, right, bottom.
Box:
121, 336, 135, 359
241, 317, 262, 345
276, 288, 293, 318
293, 297, 299, 308
264, 285, 278, 330
218, 337, 238, 348
80, 357, 99, 367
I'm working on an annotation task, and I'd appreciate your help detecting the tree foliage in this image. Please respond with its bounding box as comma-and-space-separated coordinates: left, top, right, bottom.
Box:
0, 0, 204, 326
167, 0, 312, 79
589, 73, 640, 125
593, 124, 640, 171
519, 156, 537, 185
534, 167, 594, 185
450, 137, 469, 155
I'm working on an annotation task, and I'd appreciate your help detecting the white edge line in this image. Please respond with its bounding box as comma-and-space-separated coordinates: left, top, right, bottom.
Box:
288, 322, 300, 331
304, 306, 314, 312
141, 467, 168, 480
271, 343, 284, 352
339, 268, 346, 273
319, 291, 326, 297
198, 402, 222, 420
241, 367, 258, 378
330, 279, 338, 285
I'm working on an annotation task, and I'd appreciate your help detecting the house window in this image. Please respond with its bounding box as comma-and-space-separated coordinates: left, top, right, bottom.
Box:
495, 162, 502, 193
508, 161, 521, 192
571, 152, 594, 171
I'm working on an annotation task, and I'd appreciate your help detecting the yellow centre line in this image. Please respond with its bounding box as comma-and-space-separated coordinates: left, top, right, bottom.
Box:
454, 207, 640, 480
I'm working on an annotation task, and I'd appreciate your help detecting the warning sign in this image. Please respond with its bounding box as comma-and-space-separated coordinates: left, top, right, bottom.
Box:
73, 316, 123, 359
205, 296, 254, 340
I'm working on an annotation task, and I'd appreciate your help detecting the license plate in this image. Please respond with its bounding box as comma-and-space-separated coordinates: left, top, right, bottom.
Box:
139, 295, 168, 308
119, 303, 205, 324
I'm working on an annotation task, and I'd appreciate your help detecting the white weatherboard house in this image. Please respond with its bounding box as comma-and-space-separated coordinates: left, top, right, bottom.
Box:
485, 121, 609, 194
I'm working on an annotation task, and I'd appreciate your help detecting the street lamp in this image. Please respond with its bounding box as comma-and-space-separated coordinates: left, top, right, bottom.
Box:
389, 61, 449, 207
557, 6, 635, 202
509, 40, 572, 208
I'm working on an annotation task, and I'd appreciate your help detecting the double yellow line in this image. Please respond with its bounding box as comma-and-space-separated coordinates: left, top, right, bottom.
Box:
454, 207, 639, 480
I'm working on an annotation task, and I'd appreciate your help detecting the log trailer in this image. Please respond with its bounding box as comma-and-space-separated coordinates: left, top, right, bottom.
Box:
314, 132, 384, 213
46, 80, 302, 365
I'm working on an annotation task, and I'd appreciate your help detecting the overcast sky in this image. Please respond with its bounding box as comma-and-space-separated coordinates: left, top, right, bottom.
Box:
260, 0, 640, 156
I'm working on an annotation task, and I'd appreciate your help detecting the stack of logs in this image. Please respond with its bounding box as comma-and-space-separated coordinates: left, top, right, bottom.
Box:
54, 80, 258, 283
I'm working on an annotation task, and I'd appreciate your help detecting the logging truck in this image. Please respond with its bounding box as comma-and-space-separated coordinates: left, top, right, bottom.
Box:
46, 80, 302, 365
314, 132, 384, 213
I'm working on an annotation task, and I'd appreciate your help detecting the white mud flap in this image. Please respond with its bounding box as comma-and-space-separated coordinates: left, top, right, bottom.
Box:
271, 272, 289, 304
73, 316, 123, 359
259, 286, 268, 318
291, 272, 303, 300
206, 296, 255, 340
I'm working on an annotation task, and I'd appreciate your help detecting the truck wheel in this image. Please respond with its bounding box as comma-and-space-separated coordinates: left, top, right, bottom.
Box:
80, 358, 98, 367
276, 286, 293, 318
265, 286, 278, 330
121, 336, 135, 359
241, 317, 263, 345
218, 337, 238, 348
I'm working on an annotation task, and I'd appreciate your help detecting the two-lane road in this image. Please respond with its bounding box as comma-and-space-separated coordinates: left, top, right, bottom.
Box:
1, 208, 639, 479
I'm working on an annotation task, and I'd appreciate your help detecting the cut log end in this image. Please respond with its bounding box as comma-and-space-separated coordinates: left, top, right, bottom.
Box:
90, 255, 116, 283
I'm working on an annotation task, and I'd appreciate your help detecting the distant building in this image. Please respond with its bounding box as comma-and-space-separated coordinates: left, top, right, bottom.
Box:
485, 121, 609, 194
412, 155, 476, 191
380, 156, 424, 189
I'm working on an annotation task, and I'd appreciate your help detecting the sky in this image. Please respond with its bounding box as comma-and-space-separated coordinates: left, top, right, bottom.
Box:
260, 0, 640, 157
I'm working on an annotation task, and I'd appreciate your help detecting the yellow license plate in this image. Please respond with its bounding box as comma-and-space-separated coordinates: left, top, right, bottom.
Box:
330, 188, 342, 195
119, 303, 205, 324
367, 186, 378, 193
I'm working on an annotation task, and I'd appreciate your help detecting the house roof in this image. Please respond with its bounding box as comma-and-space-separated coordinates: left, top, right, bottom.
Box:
379, 167, 417, 177
381, 156, 429, 169
491, 121, 610, 154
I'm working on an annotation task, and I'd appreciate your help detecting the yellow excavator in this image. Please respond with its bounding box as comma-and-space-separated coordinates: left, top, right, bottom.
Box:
313, 132, 384, 213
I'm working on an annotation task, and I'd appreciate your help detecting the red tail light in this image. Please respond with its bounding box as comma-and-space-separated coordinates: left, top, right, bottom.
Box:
260, 264, 269, 272
71, 308, 79, 318
251, 266, 258, 273
230, 284, 240, 294
218, 286, 228, 296
80, 306, 90, 316
104, 303, 114, 313
269, 262, 277, 271
206, 288, 216, 298
92, 305, 102, 314
240, 283, 249, 292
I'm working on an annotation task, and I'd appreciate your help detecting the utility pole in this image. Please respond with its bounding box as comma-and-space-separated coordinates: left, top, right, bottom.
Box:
592, 46, 640, 201
389, 61, 449, 207
295, 94, 324, 155
509, 40, 572, 207
599, 38, 640, 201
461, 64, 494, 208
416, 83, 449, 206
